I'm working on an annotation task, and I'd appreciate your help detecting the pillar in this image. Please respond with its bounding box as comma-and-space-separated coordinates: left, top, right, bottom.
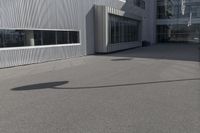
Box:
25, 31, 35, 46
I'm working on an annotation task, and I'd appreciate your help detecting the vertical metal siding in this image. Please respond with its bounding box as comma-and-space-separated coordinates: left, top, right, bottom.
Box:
0, 0, 82, 29
0, 0, 155, 68
0, 45, 82, 68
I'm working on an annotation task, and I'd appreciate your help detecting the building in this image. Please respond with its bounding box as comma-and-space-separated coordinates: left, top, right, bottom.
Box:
0, 0, 157, 68
157, 0, 200, 43
0, 0, 199, 68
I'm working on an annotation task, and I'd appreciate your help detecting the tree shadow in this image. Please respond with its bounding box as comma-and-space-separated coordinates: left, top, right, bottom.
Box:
59, 78, 200, 90
11, 78, 200, 91
11, 81, 69, 91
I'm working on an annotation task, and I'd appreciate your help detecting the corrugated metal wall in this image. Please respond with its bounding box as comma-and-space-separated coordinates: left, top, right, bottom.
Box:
0, 0, 156, 68
0, 0, 80, 29
0, 45, 82, 68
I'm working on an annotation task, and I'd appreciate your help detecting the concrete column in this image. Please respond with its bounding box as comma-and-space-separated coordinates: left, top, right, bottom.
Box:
25, 31, 35, 46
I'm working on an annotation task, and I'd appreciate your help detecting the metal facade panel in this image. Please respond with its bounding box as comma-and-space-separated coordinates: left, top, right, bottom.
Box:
0, 0, 156, 68
0, 45, 82, 68
0, 0, 81, 29
0, 0, 84, 68
95, 5, 143, 53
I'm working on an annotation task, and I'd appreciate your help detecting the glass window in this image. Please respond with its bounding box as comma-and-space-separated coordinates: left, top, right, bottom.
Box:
134, 0, 145, 9
70, 31, 79, 44
120, 22, 124, 42
157, 0, 200, 19
115, 22, 120, 43
34, 31, 42, 46
0, 30, 26, 47
57, 31, 79, 44
157, 24, 200, 44
109, 14, 140, 44
42, 31, 56, 45
110, 21, 115, 44
0, 29, 80, 48
0, 31, 4, 47
57, 31, 70, 44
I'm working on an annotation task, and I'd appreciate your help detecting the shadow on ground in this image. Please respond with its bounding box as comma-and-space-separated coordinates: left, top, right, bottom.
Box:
11, 78, 200, 91
107, 44, 200, 62
11, 81, 69, 91
111, 58, 133, 61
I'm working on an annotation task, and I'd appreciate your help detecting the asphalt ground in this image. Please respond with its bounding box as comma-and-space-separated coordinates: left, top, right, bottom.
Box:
0, 44, 200, 133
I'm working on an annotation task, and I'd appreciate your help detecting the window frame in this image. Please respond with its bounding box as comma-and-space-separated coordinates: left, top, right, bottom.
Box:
108, 14, 140, 44
0, 28, 81, 49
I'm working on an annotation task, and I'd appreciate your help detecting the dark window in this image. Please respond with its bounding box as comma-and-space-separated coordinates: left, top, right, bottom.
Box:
109, 14, 140, 44
0, 29, 80, 48
56, 31, 79, 44
0, 30, 25, 47
57, 31, 70, 44
157, 0, 200, 44
42, 31, 56, 45
134, 0, 145, 9
157, 0, 200, 19
110, 21, 115, 44
0, 31, 4, 47
157, 24, 200, 44
69, 31, 79, 44
115, 22, 120, 43
34, 31, 42, 46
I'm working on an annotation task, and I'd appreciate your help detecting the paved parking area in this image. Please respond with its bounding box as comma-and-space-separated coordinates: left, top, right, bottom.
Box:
0, 44, 200, 133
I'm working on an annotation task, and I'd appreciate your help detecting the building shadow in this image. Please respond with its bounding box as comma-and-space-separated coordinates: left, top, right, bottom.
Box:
11, 78, 200, 91
11, 81, 69, 91
107, 44, 200, 62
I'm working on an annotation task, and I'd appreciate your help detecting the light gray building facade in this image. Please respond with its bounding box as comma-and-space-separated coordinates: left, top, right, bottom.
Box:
5, 0, 199, 68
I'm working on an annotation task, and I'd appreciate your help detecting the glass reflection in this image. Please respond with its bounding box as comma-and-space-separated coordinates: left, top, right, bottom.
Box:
157, 24, 200, 43
109, 14, 140, 44
0, 30, 80, 48
157, 0, 200, 19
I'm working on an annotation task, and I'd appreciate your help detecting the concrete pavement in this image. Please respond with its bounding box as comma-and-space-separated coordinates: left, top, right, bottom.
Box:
0, 44, 200, 133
